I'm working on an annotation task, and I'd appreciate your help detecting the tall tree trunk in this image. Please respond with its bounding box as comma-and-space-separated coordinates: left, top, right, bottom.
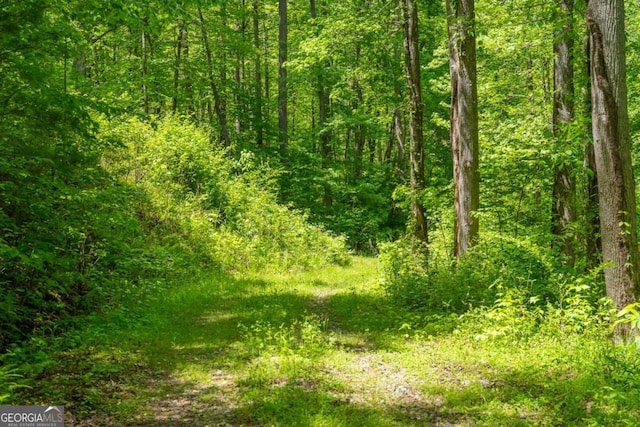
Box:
353, 67, 365, 179
278, 0, 288, 157
402, 0, 428, 247
198, 6, 231, 147
310, 0, 332, 167
392, 109, 405, 166
235, 0, 247, 134
172, 23, 186, 113
310, 0, 332, 208
263, 21, 270, 127
583, 0, 600, 269
389, 3, 406, 171
447, 0, 479, 258
141, 23, 149, 114
253, 0, 264, 146
219, 4, 230, 141
587, 0, 638, 339
183, 26, 193, 116
551, 0, 576, 266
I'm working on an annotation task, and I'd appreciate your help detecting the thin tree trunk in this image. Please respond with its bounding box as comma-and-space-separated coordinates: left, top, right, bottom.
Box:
198, 6, 231, 147
183, 26, 193, 116
278, 0, 288, 157
447, 0, 479, 258
551, 0, 576, 266
219, 4, 230, 140
353, 70, 365, 178
587, 0, 638, 339
172, 23, 185, 113
402, 0, 428, 247
393, 109, 405, 166
263, 21, 270, 126
390, 3, 406, 170
311, 0, 331, 210
583, 0, 600, 269
141, 23, 149, 114
310, 0, 332, 166
235, 0, 247, 134
253, 0, 264, 146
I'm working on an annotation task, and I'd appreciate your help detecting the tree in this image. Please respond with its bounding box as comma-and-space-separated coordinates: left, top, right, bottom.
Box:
401, 0, 428, 247
172, 21, 189, 113
141, 17, 150, 114
252, 0, 264, 146
198, 6, 231, 147
586, 0, 638, 338
278, 0, 288, 156
309, 0, 333, 208
551, 0, 576, 266
447, 0, 479, 258
582, 3, 600, 269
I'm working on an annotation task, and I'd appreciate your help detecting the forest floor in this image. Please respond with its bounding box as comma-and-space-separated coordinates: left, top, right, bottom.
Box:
24, 257, 634, 426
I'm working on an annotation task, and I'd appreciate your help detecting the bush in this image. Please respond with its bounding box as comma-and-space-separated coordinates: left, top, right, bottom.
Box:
99, 115, 349, 273
0, 138, 166, 350
380, 232, 553, 312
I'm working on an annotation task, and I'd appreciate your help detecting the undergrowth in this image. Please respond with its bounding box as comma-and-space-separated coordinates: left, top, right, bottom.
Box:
0, 115, 349, 403
377, 230, 640, 425
99, 115, 349, 273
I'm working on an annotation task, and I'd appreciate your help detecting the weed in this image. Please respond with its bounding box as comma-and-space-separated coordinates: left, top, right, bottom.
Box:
239, 314, 333, 358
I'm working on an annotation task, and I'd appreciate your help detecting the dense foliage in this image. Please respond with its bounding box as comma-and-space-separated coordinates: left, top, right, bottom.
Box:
0, 0, 350, 351
99, 115, 348, 272
3, 0, 640, 423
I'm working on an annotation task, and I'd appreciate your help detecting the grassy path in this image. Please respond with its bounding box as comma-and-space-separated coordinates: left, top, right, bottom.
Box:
30, 257, 635, 426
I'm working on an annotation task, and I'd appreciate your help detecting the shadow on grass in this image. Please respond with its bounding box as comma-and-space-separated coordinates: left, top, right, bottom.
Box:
21, 267, 623, 426
30, 270, 423, 423
121, 379, 540, 427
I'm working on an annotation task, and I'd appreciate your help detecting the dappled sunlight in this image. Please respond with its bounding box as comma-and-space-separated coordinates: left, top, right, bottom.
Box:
6, 0, 640, 425
15, 257, 640, 425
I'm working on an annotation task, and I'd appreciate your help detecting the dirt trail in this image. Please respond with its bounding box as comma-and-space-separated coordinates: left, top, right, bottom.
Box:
63, 259, 476, 426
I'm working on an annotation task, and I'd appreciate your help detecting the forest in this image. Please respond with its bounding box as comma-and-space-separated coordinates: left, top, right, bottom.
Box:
2, 0, 640, 425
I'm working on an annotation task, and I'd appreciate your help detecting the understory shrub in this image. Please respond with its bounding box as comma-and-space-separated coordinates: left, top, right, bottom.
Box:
381, 232, 553, 312
381, 230, 618, 346
0, 135, 167, 351
99, 115, 349, 273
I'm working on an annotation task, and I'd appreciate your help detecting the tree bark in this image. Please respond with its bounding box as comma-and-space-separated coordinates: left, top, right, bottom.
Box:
278, 0, 288, 157
447, 0, 479, 258
587, 0, 638, 339
198, 6, 231, 147
172, 23, 187, 113
310, 0, 332, 208
353, 65, 365, 179
583, 12, 601, 269
402, 0, 428, 247
141, 24, 149, 114
263, 21, 270, 127
551, 0, 576, 266
389, 3, 406, 171
234, 0, 247, 134
253, 0, 264, 146
310, 0, 331, 164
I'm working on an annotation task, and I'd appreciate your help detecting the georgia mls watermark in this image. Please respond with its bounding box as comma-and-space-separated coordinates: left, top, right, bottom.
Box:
0, 406, 64, 427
